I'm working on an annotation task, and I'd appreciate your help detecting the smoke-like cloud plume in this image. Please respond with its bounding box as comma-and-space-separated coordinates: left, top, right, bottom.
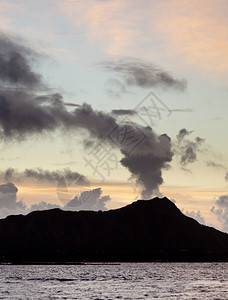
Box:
100, 57, 187, 91
0, 91, 74, 139
174, 128, 204, 170
71, 105, 174, 198
0, 96, 173, 198
121, 132, 173, 198
0, 33, 42, 88
176, 128, 193, 142
0, 98, 173, 198
0, 34, 174, 199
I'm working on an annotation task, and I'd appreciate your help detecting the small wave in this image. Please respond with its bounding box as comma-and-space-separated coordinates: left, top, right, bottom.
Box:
27, 277, 78, 282
6, 276, 23, 280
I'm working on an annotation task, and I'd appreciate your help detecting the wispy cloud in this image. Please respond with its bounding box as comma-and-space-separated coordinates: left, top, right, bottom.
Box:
0, 1, 25, 31
206, 161, 226, 170
58, 0, 228, 78
0, 33, 43, 87
100, 57, 187, 91
173, 129, 205, 170
57, 0, 141, 55
155, 0, 228, 75
0, 168, 88, 186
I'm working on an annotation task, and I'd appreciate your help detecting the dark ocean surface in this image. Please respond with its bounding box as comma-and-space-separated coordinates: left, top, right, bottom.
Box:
0, 263, 227, 299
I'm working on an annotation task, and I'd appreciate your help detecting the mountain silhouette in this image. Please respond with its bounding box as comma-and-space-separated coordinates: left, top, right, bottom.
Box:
1, 197, 228, 263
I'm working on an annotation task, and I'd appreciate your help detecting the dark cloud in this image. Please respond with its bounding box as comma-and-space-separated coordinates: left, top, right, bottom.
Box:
0, 168, 88, 186
81, 112, 173, 198
0, 34, 75, 140
0, 91, 92, 140
100, 57, 187, 91
24, 168, 88, 185
0, 93, 115, 140
71, 106, 173, 198
174, 129, 205, 169
176, 128, 193, 142
0, 33, 42, 88
0, 182, 18, 194
111, 109, 136, 116
0, 100, 174, 198
0, 34, 174, 199
211, 195, 228, 232
63, 102, 80, 107
121, 133, 173, 199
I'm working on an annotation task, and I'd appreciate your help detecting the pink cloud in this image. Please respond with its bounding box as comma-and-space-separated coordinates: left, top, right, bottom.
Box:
57, 0, 228, 77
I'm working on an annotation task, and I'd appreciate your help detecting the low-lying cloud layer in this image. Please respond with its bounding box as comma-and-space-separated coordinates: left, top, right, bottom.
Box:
0, 168, 88, 186
0, 182, 110, 219
211, 195, 228, 232
0, 182, 26, 217
184, 210, 205, 225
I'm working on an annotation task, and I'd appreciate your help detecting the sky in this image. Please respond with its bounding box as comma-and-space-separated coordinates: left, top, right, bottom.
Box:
0, 0, 227, 232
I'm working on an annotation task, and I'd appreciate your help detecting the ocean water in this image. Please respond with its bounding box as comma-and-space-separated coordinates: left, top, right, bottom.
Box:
0, 263, 227, 299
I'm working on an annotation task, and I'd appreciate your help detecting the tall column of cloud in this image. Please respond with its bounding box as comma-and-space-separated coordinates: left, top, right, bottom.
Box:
67, 104, 174, 199
0, 33, 175, 199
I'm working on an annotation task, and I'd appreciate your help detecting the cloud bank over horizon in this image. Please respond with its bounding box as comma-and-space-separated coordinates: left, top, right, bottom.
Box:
211, 195, 228, 233
0, 182, 111, 219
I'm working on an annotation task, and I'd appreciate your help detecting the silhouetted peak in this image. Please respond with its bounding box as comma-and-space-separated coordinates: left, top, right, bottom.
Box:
119, 197, 178, 213
1, 195, 228, 263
